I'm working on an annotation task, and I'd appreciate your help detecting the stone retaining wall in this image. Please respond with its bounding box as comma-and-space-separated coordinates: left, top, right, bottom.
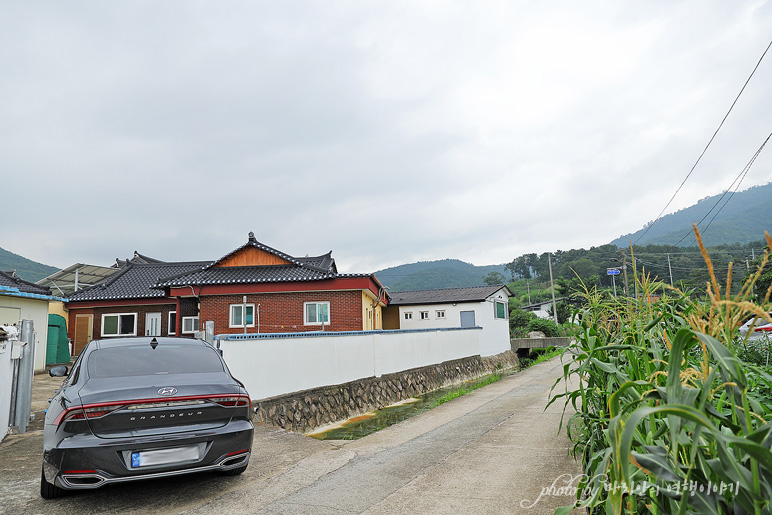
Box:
253, 350, 520, 433
510, 337, 569, 350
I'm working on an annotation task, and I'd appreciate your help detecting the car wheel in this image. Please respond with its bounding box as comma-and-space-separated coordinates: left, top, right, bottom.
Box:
40, 466, 67, 499
222, 464, 248, 476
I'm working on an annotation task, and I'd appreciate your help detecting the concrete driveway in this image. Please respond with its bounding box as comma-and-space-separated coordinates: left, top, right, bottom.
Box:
0, 357, 581, 514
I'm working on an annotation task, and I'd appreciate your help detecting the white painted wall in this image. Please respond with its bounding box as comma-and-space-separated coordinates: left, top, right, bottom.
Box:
396, 288, 511, 357
218, 327, 482, 401
0, 297, 50, 372
0, 338, 12, 442
525, 302, 553, 319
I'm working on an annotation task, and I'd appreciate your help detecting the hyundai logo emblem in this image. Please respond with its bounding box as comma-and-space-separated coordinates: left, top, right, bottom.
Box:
158, 387, 178, 396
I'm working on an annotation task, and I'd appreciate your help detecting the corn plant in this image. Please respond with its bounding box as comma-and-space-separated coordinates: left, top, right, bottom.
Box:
549, 229, 772, 514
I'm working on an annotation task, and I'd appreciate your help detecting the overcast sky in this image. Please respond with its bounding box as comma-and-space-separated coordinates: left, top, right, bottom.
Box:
2, 1, 771, 273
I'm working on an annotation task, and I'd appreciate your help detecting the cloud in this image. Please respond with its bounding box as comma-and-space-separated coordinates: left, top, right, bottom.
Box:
2, 0, 771, 272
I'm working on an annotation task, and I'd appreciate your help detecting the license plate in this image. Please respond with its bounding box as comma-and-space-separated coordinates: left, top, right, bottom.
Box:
131, 445, 200, 468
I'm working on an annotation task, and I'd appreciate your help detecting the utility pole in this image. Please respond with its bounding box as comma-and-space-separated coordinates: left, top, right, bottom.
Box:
667, 254, 674, 287
548, 253, 558, 325
526, 280, 531, 304
621, 249, 630, 297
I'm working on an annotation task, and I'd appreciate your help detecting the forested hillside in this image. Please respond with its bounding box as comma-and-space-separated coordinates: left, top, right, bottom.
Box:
0, 246, 59, 283
612, 182, 772, 247
375, 259, 508, 292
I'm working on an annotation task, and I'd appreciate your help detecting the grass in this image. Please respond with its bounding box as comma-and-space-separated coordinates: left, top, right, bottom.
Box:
432, 373, 503, 407
519, 346, 563, 370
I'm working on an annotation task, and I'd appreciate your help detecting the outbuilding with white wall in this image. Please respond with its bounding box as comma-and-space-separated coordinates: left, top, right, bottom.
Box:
0, 271, 62, 372
383, 284, 512, 356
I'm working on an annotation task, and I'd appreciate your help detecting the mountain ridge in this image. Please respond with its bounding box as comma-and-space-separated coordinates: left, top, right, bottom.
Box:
0, 246, 59, 283
4, 183, 771, 288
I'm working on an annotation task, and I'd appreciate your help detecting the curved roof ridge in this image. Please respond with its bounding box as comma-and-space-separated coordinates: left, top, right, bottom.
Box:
204, 232, 305, 270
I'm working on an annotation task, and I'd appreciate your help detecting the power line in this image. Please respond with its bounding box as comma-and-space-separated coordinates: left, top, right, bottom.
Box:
673, 132, 772, 246
696, 133, 772, 237
634, 36, 772, 245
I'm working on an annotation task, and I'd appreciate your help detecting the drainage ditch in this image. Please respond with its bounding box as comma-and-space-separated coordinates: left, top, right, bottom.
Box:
308, 370, 515, 440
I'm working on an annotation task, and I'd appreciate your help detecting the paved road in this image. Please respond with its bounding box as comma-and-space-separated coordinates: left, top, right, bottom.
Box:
0, 357, 581, 515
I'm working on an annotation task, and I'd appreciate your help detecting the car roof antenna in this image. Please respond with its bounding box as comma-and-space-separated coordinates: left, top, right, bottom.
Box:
150, 337, 158, 350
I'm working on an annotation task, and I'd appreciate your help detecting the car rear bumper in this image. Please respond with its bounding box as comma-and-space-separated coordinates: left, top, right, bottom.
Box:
43, 421, 253, 490
48, 450, 250, 490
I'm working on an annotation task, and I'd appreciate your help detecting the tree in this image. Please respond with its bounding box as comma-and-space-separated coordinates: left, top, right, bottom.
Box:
547, 301, 572, 325
506, 255, 533, 280
509, 308, 536, 337
560, 258, 597, 282
525, 317, 560, 337
482, 271, 506, 286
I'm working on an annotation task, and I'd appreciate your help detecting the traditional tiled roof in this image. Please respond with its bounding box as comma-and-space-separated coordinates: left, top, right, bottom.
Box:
0, 270, 52, 296
153, 233, 351, 288
154, 265, 333, 287
68, 234, 384, 300
114, 251, 166, 268
388, 285, 511, 306
205, 232, 315, 270
296, 252, 337, 274
154, 266, 376, 287
67, 261, 210, 302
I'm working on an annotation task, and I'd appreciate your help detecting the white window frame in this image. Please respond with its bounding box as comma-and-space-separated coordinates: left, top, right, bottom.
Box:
229, 303, 255, 328
168, 311, 176, 335
181, 316, 199, 334
436, 310, 445, 319
404, 312, 413, 320
420, 311, 430, 320
101, 313, 137, 337
494, 301, 508, 320
304, 301, 330, 326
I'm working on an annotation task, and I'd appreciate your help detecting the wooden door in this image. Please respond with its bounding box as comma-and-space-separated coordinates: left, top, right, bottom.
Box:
73, 314, 93, 355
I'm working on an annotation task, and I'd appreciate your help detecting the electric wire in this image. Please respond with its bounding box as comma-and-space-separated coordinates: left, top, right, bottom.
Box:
673, 132, 772, 246
633, 36, 772, 245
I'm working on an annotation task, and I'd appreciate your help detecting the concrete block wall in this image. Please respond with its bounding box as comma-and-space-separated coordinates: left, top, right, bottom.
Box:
254, 350, 520, 433
218, 327, 484, 401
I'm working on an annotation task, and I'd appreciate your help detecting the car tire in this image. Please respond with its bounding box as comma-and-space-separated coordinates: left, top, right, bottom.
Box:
222, 464, 248, 476
40, 466, 67, 499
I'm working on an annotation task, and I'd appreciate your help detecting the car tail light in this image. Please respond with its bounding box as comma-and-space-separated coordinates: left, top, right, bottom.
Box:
56, 404, 125, 425
54, 394, 252, 426
210, 396, 250, 407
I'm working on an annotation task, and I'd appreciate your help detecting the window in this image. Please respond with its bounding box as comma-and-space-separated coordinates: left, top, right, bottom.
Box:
168, 311, 176, 335
230, 304, 255, 328
304, 302, 330, 325
404, 312, 413, 320
420, 311, 429, 320
182, 316, 199, 334
436, 310, 445, 319
88, 344, 224, 378
101, 313, 137, 337
494, 301, 507, 319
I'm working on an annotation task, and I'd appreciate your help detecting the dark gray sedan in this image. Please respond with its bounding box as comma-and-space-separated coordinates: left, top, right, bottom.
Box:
41, 337, 253, 499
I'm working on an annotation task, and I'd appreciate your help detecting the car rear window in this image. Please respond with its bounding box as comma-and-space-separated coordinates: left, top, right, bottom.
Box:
87, 344, 225, 378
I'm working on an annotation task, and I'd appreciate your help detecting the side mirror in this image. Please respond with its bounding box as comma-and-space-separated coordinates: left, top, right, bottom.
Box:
49, 365, 69, 377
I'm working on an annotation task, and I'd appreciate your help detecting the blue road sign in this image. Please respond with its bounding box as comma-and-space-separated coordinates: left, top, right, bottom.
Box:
607, 268, 621, 275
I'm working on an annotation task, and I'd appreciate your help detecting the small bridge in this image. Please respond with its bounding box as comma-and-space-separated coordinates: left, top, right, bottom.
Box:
510, 337, 569, 357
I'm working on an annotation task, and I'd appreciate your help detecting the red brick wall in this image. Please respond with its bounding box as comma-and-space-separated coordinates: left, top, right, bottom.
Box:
67, 303, 182, 339
200, 290, 363, 335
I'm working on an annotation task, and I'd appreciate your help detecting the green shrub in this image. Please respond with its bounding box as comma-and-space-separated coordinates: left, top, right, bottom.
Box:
509, 308, 536, 337
525, 317, 560, 337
